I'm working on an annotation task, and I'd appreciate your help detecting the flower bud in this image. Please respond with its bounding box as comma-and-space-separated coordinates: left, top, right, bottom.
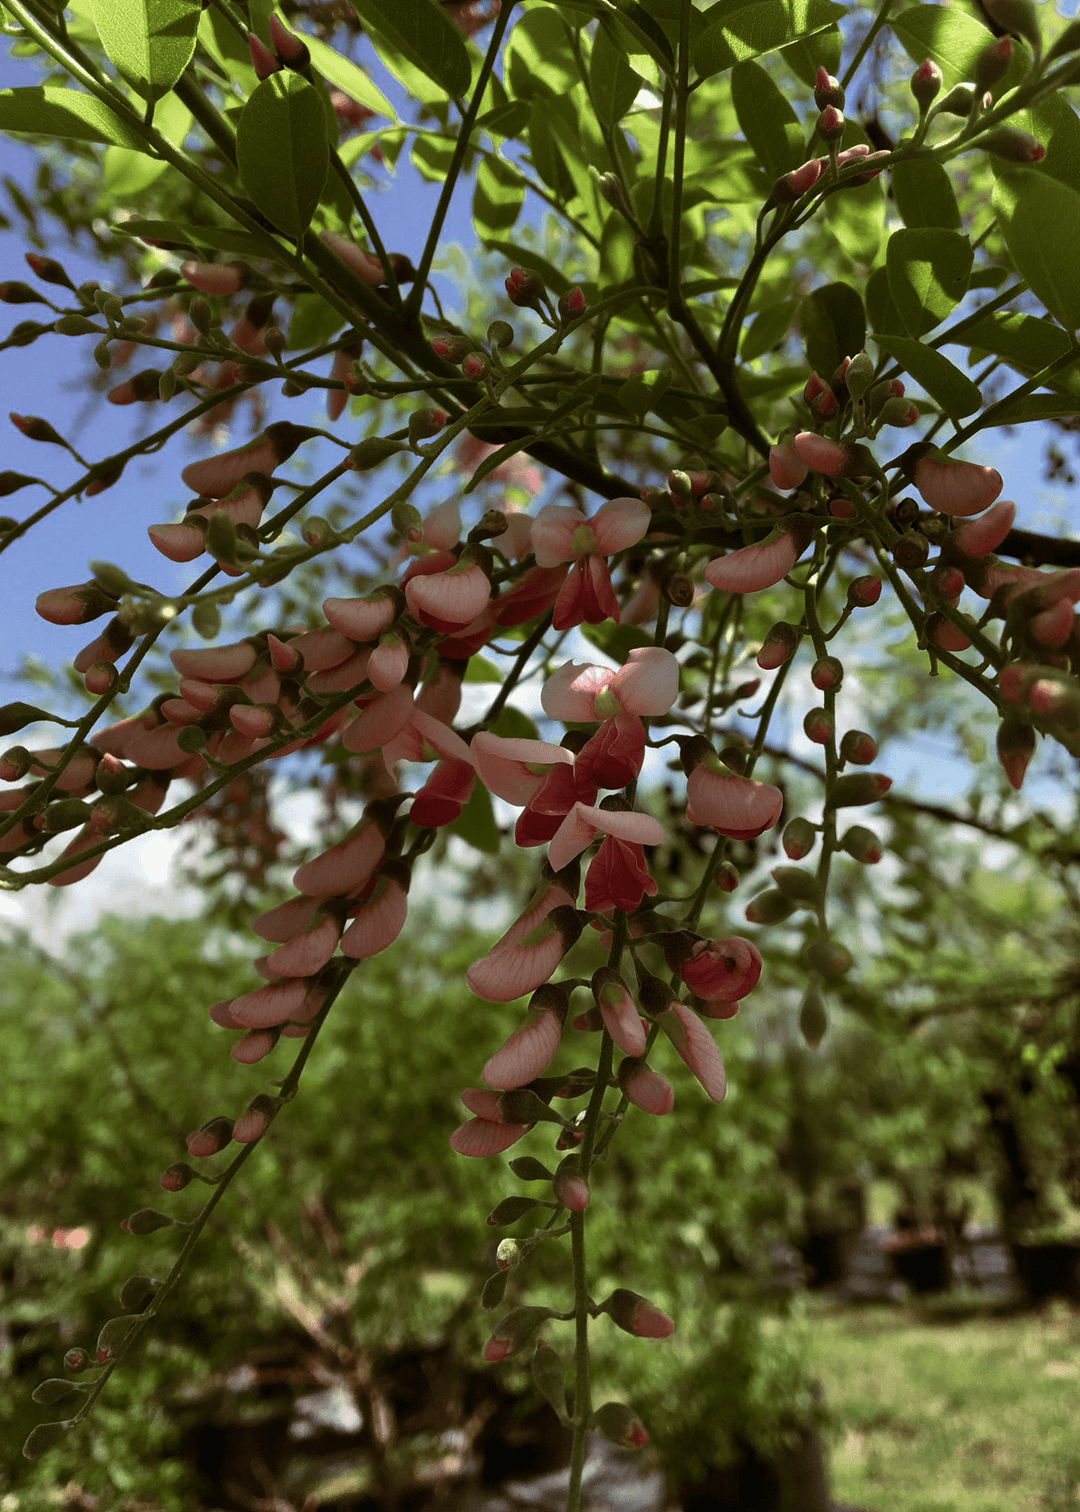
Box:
910, 58, 943, 109
25, 252, 75, 289
766, 156, 824, 207
770, 865, 820, 904
839, 729, 877, 765
839, 824, 883, 863
816, 105, 845, 144
558, 286, 587, 323
184, 1116, 234, 1158
348, 437, 405, 471
803, 707, 834, 745
716, 860, 740, 893
782, 816, 816, 859
811, 655, 843, 691
744, 888, 797, 924
0, 280, 46, 304
803, 939, 853, 976
118, 1274, 159, 1311
814, 66, 845, 110
496, 1238, 522, 1270
799, 980, 828, 1049
487, 319, 514, 349
996, 712, 1036, 790
757, 621, 799, 670
876, 396, 920, 429
121, 1208, 177, 1235
939, 82, 978, 114
974, 35, 1013, 92
505, 266, 546, 310
232, 1093, 279, 1144
160, 1162, 194, 1191
893, 530, 930, 570
980, 127, 1045, 163
484, 1305, 558, 1362
843, 349, 875, 405
430, 333, 473, 363
829, 772, 892, 807
32, 1378, 82, 1406
10, 413, 65, 446
63, 1347, 92, 1373
847, 574, 881, 607
462, 351, 490, 381
590, 1401, 649, 1449
553, 1155, 590, 1212
598, 1288, 675, 1338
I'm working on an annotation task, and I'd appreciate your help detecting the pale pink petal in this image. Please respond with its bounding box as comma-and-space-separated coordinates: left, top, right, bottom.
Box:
423, 498, 461, 550
208, 998, 244, 1029
293, 823, 385, 897
170, 642, 257, 683
471, 733, 573, 805
323, 594, 397, 641
229, 979, 309, 1028
483, 1006, 563, 1089
450, 1118, 530, 1156
660, 1003, 726, 1102
548, 803, 605, 872
405, 561, 491, 631
597, 994, 648, 1058
291, 628, 356, 672
411, 709, 474, 764
620, 1062, 674, 1115
685, 765, 783, 838
182, 436, 278, 498
541, 661, 617, 722
608, 647, 680, 716
913, 454, 1002, 517
252, 894, 321, 943
531, 504, 588, 567
149, 522, 205, 562
320, 229, 384, 287
769, 439, 808, 491
461, 1087, 505, 1119
466, 930, 568, 1002
368, 638, 409, 691
340, 877, 409, 958
46, 827, 103, 887
261, 915, 341, 977
952, 500, 1015, 558
792, 431, 849, 476
590, 496, 651, 554
1032, 599, 1075, 648
704, 534, 799, 594
231, 1030, 279, 1064
341, 685, 415, 753
124, 724, 188, 771
500, 513, 534, 561
306, 647, 372, 695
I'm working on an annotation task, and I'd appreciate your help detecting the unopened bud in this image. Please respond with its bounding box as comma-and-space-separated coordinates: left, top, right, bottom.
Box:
910, 58, 943, 109
0, 280, 46, 304
974, 35, 1013, 92
839, 729, 877, 765
662, 571, 694, 607
716, 860, 740, 893
118, 1274, 159, 1311
938, 82, 978, 115
63, 1348, 92, 1373
816, 105, 845, 144
803, 939, 853, 976
599, 1287, 674, 1338
811, 655, 843, 691
121, 1208, 177, 1235
803, 707, 834, 745
483, 1305, 558, 1362
10, 413, 66, 446
496, 1237, 522, 1270
783, 816, 816, 859
844, 349, 875, 405
757, 621, 799, 670
430, 333, 473, 363
185, 1116, 234, 1158
876, 396, 920, 429
590, 1401, 649, 1448
462, 351, 490, 381
829, 772, 892, 807
53, 313, 100, 336
814, 66, 845, 110
25, 252, 75, 289
558, 286, 587, 323
504, 265, 546, 310
847, 574, 881, 607
770, 865, 820, 904
487, 319, 514, 349
767, 156, 825, 206
40, 798, 93, 833
979, 126, 1045, 163
348, 437, 405, 471
839, 824, 883, 863
160, 1162, 195, 1191
893, 530, 930, 570
799, 980, 829, 1049
745, 888, 797, 924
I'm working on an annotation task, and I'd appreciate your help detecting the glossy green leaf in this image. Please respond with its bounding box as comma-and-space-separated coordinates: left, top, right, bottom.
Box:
693, 0, 845, 79
609, 0, 674, 72
890, 4, 1030, 91
890, 158, 961, 231
287, 294, 346, 351
473, 154, 525, 237
825, 175, 885, 264
490, 705, 539, 740
449, 780, 500, 854
236, 74, 328, 240
741, 297, 796, 361
993, 170, 1080, 333
779, 22, 840, 86
526, 102, 577, 201
0, 86, 147, 150
114, 217, 279, 257
303, 34, 397, 121
798, 281, 866, 378
90, 0, 200, 103
350, 0, 470, 98
591, 21, 642, 125
731, 60, 802, 179
411, 133, 456, 183
865, 265, 905, 336
616, 367, 673, 416
873, 334, 982, 418
478, 99, 532, 139
886, 228, 972, 337
1009, 94, 1080, 195
507, 6, 580, 100
958, 311, 1078, 391
983, 392, 1080, 425
99, 92, 191, 198
464, 656, 502, 683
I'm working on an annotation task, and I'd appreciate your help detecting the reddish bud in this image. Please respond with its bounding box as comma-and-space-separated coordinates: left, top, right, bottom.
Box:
756, 621, 799, 670
505, 266, 546, 309
980, 126, 1045, 162
814, 67, 845, 110
558, 286, 587, 323
591, 1401, 649, 1448
767, 156, 824, 206
910, 58, 943, 108
811, 655, 843, 691
803, 707, 834, 745
839, 729, 877, 765
839, 824, 883, 863
247, 30, 280, 77
25, 252, 74, 289
816, 105, 845, 144
599, 1288, 674, 1338
782, 817, 816, 860
184, 1116, 234, 1158
847, 574, 881, 607
974, 35, 1013, 92
829, 772, 892, 807
430, 333, 474, 364
462, 351, 490, 381
160, 1162, 195, 1192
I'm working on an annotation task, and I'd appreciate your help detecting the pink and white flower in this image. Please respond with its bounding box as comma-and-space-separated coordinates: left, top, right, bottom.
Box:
909, 448, 1002, 517
482, 985, 569, 1089
685, 757, 783, 839
704, 516, 815, 595
404, 557, 491, 632
531, 498, 650, 630
466, 884, 581, 1002
680, 936, 763, 1009
340, 870, 410, 958
471, 733, 575, 806
547, 802, 663, 873
656, 1002, 727, 1102
541, 648, 680, 723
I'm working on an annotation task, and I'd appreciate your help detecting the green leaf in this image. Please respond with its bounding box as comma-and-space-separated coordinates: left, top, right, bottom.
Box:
449, 781, 500, 854
531, 1339, 569, 1425
616, 367, 674, 417
798, 281, 866, 378
473, 155, 525, 237
464, 656, 502, 683
779, 22, 840, 86
236, 74, 328, 240
352, 0, 471, 98
507, 5, 581, 100
484, 241, 571, 295
886, 227, 972, 337
303, 33, 396, 121
993, 169, 1080, 333
693, 0, 845, 79
824, 174, 885, 264
610, 0, 675, 72
490, 705, 539, 740
865, 265, 905, 336
890, 4, 1030, 91
958, 311, 1079, 391
411, 133, 456, 183
287, 294, 346, 351
890, 158, 961, 231
873, 334, 982, 418
591, 21, 642, 125
113, 217, 279, 257
478, 99, 532, 138
581, 621, 652, 662
982, 391, 1080, 425
741, 297, 796, 361
90, 0, 200, 104
731, 59, 802, 179
0, 85, 148, 150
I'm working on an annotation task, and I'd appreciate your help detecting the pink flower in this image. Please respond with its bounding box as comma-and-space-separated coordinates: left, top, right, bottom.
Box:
256, 914, 341, 978
368, 633, 409, 691
575, 714, 646, 790
170, 641, 257, 683
379, 706, 473, 770
792, 431, 855, 476
341, 685, 416, 754
320, 230, 385, 288
340, 870, 409, 958
531, 498, 650, 631
685, 758, 783, 839
584, 833, 658, 913
482, 986, 568, 1089
323, 591, 398, 641
680, 937, 763, 1009
656, 1002, 726, 1102
466, 884, 581, 1002
548, 802, 663, 873
592, 969, 647, 1056
410, 758, 475, 827
951, 500, 1015, 558
292, 821, 385, 898
515, 762, 598, 847
768, 437, 808, 491
181, 422, 313, 498
910, 449, 1002, 517
704, 516, 814, 595
471, 734, 575, 806
404, 557, 491, 632
253, 894, 320, 943
229, 979, 309, 1029
618, 1059, 674, 1115
450, 1088, 533, 1157
493, 564, 569, 628
180, 260, 249, 297
541, 648, 680, 723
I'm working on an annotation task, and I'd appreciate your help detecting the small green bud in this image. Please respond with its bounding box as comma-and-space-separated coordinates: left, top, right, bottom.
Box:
799, 980, 829, 1048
